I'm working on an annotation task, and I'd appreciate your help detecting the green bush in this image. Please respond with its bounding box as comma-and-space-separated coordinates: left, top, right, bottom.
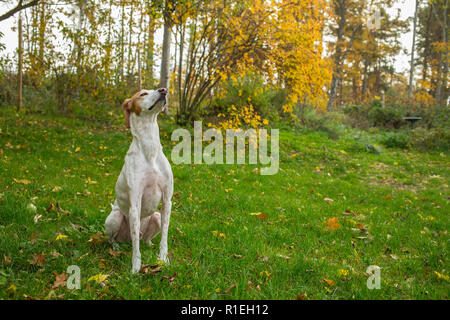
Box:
409, 127, 450, 151
342, 100, 406, 129
295, 106, 346, 139
409, 105, 449, 129
366, 100, 405, 128
380, 131, 410, 149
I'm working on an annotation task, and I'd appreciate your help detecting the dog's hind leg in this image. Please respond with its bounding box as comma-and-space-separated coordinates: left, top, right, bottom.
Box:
141, 212, 161, 245
105, 201, 125, 249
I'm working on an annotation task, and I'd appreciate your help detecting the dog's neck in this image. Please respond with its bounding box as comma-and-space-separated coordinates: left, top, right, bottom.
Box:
129, 112, 162, 161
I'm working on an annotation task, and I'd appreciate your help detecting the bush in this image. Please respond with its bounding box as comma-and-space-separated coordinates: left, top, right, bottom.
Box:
209, 73, 285, 122
342, 100, 406, 129
380, 131, 410, 149
295, 106, 346, 139
409, 104, 449, 129
409, 127, 450, 151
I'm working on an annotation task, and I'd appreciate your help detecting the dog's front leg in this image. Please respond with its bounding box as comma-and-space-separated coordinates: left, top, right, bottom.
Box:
129, 202, 142, 274
158, 196, 172, 263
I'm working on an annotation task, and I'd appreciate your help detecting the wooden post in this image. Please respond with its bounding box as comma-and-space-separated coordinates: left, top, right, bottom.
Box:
18, 12, 23, 112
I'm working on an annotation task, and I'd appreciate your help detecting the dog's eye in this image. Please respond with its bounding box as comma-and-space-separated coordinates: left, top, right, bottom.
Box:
140, 92, 148, 97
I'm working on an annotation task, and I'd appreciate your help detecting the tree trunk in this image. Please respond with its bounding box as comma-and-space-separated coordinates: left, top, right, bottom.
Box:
177, 25, 185, 111
18, 13, 23, 112
408, 0, 419, 101
159, 2, 172, 89
361, 58, 369, 101
37, 1, 45, 72
146, 16, 155, 87
327, 0, 346, 112
442, 0, 448, 105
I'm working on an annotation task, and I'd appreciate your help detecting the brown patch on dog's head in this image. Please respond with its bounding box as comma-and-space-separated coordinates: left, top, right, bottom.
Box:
122, 92, 143, 129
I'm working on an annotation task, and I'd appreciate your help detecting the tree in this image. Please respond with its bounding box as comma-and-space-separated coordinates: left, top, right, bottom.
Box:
326, 0, 361, 111
159, 0, 172, 89
0, 0, 39, 22
416, 0, 449, 105
408, 0, 419, 101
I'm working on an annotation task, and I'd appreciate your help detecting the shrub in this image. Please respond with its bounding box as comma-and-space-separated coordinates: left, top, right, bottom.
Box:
366, 100, 405, 128
209, 73, 285, 122
380, 131, 410, 149
295, 105, 345, 139
409, 127, 450, 151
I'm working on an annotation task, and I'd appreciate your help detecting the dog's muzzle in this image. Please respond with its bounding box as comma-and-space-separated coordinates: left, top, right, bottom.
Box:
148, 88, 168, 110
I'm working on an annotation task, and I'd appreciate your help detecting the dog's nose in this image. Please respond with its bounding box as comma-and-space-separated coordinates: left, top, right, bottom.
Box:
158, 88, 168, 95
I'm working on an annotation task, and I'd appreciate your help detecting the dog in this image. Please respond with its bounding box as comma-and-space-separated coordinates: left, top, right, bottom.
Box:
105, 88, 173, 273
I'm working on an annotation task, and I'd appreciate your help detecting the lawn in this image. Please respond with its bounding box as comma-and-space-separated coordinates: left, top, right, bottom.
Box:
0, 110, 448, 300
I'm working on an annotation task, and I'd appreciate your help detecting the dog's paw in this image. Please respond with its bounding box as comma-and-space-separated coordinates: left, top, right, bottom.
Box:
131, 255, 142, 274
131, 262, 141, 274
157, 253, 170, 265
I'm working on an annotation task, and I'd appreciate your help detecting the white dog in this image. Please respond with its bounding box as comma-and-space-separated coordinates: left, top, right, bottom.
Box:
105, 88, 173, 273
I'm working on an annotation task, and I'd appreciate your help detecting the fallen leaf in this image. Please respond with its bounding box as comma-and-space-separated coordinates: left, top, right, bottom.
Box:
211, 230, 226, 239
161, 272, 177, 284
295, 292, 308, 300
6, 284, 17, 292
249, 212, 267, 220
324, 198, 334, 204
88, 273, 109, 284
3, 254, 11, 265
52, 272, 68, 289
30, 253, 46, 266
434, 271, 449, 281
326, 217, 341, 231
223, 283, 237, 294
88, 233, 104, 245
13, 178, 31, 185
323, 278, 336, 286
140, 264, 162, 275
109, 248, 124, 257
55, 234, 68, 241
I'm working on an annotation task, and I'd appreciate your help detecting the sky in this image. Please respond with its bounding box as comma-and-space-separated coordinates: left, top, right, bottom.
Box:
0, 0, 416, 76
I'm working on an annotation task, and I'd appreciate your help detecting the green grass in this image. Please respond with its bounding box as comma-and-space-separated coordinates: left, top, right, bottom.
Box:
0, 110, 448, 300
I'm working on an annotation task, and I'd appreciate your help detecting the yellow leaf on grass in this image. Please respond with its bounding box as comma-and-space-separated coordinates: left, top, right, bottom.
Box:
434, 271, 449, 281
211, 230, 226, 239
338, 269, 349, 277
13, 178, 31, 185
88, 273, 109, 284
6, 284, 17, 292
55, 234, 68, 241
75, 147, 80, 152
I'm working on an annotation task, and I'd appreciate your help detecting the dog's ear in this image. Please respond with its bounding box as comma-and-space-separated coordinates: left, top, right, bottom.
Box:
122, 98, 131, 129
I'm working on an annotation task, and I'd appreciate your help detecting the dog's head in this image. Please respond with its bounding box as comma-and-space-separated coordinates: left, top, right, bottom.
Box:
122, 88, 169, 128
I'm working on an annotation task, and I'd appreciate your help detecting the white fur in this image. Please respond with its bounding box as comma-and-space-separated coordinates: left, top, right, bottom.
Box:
105, 89, 173, 273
